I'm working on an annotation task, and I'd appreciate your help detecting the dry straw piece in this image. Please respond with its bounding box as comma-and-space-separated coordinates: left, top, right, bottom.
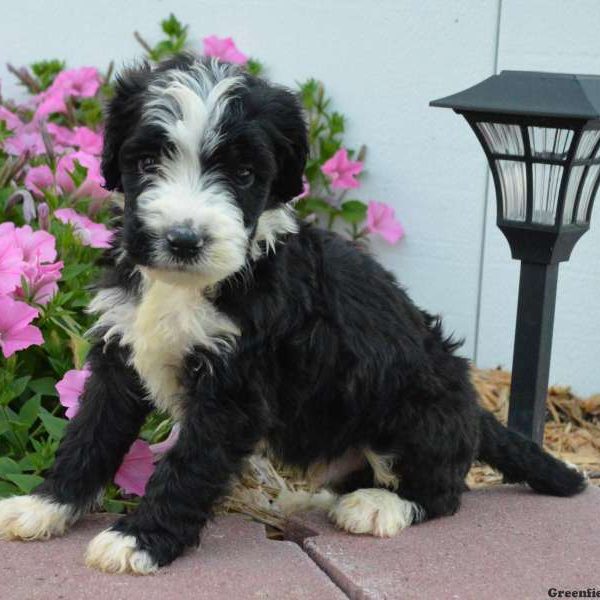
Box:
219, 368, 600, 529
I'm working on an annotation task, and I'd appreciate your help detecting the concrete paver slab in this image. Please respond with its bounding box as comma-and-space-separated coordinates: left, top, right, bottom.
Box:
286, 485, 600, 600
0, 513, 346, 600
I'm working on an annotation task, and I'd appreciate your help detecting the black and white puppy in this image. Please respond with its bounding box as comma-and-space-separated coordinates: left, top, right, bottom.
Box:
0, 54, 586, 574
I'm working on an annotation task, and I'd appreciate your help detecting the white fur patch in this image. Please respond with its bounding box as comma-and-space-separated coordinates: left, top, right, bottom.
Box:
0, 495, 76, 541
276, 488, 337, 516
329, 489, 423, 537
251, 205, 299, 259
89, 275, 239, 419
85, 529, 158, 575
364, 448, 399, 490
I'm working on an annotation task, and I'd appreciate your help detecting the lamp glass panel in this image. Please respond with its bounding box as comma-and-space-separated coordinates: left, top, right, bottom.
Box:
496, 160, 527, 221
563, 166, 585, 224
576, 164, 599, 224
575, 129, 600, 159
531, 163, 564, 225
528, 127, 573, 161
477, 122, 524, 155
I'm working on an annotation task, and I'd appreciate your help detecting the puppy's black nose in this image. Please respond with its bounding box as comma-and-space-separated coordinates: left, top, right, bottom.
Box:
166, 226, 203, 256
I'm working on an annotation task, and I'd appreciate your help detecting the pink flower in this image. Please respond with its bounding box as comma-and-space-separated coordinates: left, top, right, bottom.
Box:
0, 296, 43, 358
0, 106, 24, 132
54, 207, 113, 248
14, 224, 57, 263
56, 365, 91, 419
25, 165, 55, 197
294, 176, 311, 201
366, 201, 405, 244
114, 425, 181, 496
16, 259, 63, 305
33, 67, 101, 119
0, 223, 24, 294
34, 91, 67, 119
56, 151, 110, 200
46, 123, 74, 149
114, 440, 155, 496
149, 424, 181, 459
203, 35, 248, 65
52, 67, 101, 99
321, 148, 363, 190
70, 127, 103, 155
3, 131, 46, 156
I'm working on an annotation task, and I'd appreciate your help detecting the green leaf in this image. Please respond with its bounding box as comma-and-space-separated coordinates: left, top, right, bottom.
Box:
0, 457, 21, 477
61, 263, 91, 282
246, 59, 263, 76
18, 394, 41, 428
4, 473, 43, 494
340, 200, 367, 224
0, 376, 31, 406
30, 59, 65, 90
39, 409, 67, 441
303, 197, 338, 215
0, 481, 20, 498
161, 13, 184, 37
29, 378, 58, 397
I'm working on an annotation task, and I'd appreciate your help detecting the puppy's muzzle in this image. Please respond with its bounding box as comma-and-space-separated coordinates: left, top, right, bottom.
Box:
165, 226, 207, 260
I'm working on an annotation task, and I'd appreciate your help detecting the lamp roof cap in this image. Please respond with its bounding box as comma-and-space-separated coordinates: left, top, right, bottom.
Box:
430, 70, 600, 120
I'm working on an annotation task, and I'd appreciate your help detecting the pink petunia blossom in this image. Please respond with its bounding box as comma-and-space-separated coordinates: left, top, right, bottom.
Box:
0, 296, 43, 358
46, 123, 74, 149
114, 425, 181, 496
34, 91, 67, 119
149, 424, 181, 459
0, 106, 24, 132
52, 67, 101, 99
56, 151, 110, 200
54, 207, 113, 248
70, 127, 103, 155
321, 148, 363, 190
3, 130, 46, 156
114, 440, 155, 496
366, 200, 405, 244
13, 224, 57, 263
0, 223, 24, 294
56, 365, 91, 419
294, 176, 311, 201
15, 259, 63, 305
33, 67, 101, 119
203, 35, 248, 64
25, 165, 55, 197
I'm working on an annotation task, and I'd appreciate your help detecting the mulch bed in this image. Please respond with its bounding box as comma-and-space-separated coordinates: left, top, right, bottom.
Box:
221, 368, 600, 528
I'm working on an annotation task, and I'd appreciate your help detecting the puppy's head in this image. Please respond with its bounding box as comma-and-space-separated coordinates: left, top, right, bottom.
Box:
102, 54, 307, 286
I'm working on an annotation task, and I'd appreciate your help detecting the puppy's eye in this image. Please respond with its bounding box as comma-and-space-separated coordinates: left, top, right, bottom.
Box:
138, 156, 158, 175
235, 167, 254, 187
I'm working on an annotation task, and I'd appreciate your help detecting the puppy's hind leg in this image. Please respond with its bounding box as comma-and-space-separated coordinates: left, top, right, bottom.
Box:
0, 344, 150, 542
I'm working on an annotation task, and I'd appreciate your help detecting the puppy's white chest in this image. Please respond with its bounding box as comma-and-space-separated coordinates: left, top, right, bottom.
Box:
90, 279, 239, 418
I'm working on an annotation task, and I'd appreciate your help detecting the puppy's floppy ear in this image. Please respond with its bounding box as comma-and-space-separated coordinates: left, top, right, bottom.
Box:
101, 63, 152, 191
258, 86, 308, 203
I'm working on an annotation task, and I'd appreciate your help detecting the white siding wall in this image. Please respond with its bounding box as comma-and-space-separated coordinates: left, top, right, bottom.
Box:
1, 0, 598, 394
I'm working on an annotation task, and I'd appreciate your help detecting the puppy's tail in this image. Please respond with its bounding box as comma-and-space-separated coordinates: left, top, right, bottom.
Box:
477, 409, 587, 497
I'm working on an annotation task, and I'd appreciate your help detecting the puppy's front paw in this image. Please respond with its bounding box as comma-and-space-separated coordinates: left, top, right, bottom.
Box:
85, 529, 158, 575
329, 489, 423, 537
0, 495, 75, 541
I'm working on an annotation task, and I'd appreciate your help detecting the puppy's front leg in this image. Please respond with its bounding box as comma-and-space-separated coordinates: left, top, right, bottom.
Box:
86, 371, 265, 574
0, 343, 151, 541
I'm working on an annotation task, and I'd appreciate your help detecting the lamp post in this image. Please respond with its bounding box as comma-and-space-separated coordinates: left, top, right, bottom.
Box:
431, 70, 600, 445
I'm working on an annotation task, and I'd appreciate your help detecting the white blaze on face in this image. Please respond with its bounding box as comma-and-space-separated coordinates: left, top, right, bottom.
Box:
138, 65, 248, 286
